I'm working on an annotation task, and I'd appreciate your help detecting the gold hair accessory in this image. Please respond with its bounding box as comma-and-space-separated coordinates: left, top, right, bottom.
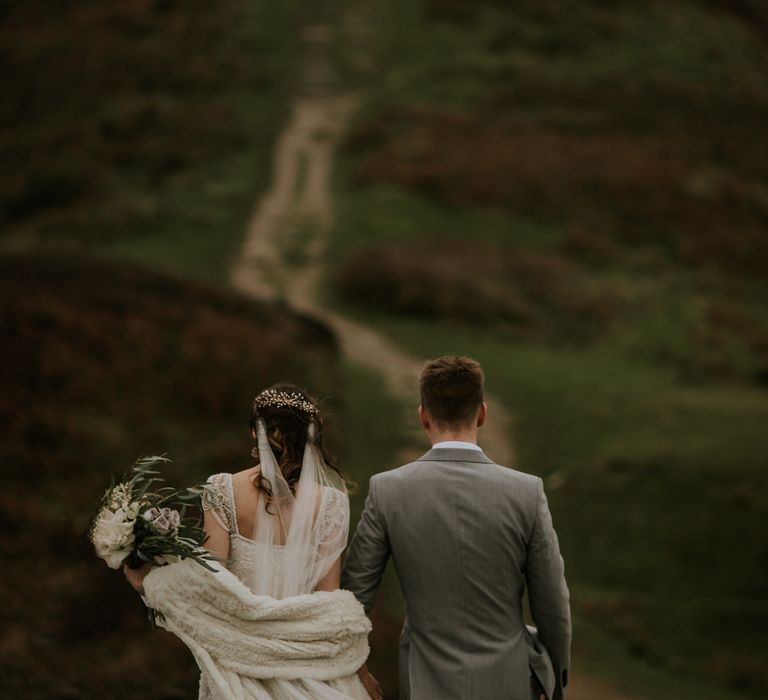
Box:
254, 389, 319, 414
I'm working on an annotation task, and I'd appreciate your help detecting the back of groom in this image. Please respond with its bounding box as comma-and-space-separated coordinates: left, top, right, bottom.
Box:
342, 355, 571, 700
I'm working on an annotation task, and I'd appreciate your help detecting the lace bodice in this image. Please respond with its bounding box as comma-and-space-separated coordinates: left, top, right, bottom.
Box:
196, 471, 366, 700
201, 472, 349, 597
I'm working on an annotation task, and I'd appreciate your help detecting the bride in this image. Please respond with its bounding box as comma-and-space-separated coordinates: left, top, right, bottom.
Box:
124, 383, 381, 700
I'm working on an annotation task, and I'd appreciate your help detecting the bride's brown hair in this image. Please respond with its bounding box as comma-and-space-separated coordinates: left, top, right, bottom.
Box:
249, 383, 345, 511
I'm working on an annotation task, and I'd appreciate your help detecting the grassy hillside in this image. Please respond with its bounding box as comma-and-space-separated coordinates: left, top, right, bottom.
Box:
4, 0, 767, 696
0, 0, 311, 282
328, 1, 768, 697
0, 253, 342, 697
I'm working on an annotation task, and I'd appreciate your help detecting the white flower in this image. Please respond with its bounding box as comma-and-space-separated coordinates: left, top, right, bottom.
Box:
125, 500, 142, 519
143, 507, 181, 536
107, 484, 130, 510
92, 506, 137, 569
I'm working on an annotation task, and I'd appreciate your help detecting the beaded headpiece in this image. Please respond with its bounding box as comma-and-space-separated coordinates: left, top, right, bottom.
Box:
253, 388, 319, 415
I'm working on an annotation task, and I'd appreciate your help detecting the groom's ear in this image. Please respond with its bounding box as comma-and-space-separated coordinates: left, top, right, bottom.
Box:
476, 401, 488, 428
418, 404, 430, 430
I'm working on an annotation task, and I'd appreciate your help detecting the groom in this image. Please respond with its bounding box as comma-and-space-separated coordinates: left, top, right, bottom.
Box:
342, 355, 571, 700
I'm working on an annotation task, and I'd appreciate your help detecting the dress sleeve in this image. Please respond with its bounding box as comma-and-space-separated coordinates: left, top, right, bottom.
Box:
316, 488, 350, 547
201, 473, 233, 532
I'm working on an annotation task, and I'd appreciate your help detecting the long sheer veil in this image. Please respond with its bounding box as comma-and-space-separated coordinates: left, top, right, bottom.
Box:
246, 419, 349, 598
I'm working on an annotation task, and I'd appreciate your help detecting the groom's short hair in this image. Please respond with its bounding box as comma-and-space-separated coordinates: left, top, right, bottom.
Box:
420, 355, 485, 427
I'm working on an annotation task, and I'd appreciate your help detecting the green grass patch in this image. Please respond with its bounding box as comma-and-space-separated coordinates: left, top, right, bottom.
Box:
352, 0, 768, 114
573, 612, 754, 700
328, 176, 565, 258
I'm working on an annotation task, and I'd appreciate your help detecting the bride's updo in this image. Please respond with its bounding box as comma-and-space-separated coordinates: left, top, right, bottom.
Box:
249, 383, 341, 509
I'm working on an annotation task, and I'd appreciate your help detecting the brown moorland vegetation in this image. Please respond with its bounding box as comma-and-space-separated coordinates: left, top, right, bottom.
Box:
349, 106, 768, 275
337, 242, 619, 338
0, 253, 339, 698
1, 0, 253, 231
337, 1, 768, 387
0, 0, 305, 281
427, 0, 768, 39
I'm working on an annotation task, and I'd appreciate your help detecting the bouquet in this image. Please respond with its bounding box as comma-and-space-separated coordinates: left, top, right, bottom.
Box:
90, 455, 217, 573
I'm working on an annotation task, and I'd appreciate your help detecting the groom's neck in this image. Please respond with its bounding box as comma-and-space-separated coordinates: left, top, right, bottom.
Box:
429, 427, 478, 445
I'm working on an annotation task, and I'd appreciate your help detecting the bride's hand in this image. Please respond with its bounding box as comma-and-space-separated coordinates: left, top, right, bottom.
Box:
357, 664, 383, 700
123, 561, 154, 595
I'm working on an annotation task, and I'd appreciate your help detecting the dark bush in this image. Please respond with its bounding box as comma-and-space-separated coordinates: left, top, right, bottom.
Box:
336, 242, 618, 338
4, 163, 96, 220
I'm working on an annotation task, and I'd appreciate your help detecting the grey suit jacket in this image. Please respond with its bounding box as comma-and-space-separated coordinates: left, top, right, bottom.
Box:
341, 447, 571, 700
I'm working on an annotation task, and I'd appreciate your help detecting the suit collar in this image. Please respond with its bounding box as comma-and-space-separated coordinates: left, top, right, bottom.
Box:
417, 447, 495, 465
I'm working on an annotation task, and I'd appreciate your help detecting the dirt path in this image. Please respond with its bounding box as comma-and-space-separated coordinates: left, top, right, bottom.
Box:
230, 23, 515, 467
230, 20, 646, 700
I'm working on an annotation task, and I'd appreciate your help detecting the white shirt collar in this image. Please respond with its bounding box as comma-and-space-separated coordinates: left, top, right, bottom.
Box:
432, 440, 482, 451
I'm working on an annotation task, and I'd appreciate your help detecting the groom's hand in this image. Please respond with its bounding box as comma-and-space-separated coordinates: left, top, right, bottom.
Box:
357, 664, 383, 700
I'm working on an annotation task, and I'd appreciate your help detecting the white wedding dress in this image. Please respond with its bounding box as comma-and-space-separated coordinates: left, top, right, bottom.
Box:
199, 420, 370, 700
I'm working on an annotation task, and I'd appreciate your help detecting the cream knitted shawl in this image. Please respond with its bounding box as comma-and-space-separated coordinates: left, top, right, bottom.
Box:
143, 559, 371, 699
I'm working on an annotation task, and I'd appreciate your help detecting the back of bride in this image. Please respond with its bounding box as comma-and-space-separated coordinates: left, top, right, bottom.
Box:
194, 383, 372, 700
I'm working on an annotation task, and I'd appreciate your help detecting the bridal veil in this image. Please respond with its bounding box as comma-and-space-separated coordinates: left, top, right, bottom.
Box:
245, 418, 349, 599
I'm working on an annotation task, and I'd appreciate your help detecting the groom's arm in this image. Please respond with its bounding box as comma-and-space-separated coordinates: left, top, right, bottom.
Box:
525, 478, 571, 698
341, 475, 391, 613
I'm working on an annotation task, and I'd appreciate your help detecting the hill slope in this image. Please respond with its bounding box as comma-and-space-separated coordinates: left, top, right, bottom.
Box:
327, 0, 768, 697
0, 253, 339, 698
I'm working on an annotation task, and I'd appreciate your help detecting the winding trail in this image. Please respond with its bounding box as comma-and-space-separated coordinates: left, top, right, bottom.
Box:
230, 19, 645, 700
230, 23, 515, 467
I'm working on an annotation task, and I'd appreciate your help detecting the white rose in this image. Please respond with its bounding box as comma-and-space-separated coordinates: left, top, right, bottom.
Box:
92, 507, 136, 569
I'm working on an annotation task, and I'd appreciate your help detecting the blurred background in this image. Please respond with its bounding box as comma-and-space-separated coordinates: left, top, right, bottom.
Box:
2, 0, 767, 698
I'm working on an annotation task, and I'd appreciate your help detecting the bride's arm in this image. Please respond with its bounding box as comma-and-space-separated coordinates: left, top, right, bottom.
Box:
124, 561, 154, 595
203, 507, 231, 562
314, 555, 341, 592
